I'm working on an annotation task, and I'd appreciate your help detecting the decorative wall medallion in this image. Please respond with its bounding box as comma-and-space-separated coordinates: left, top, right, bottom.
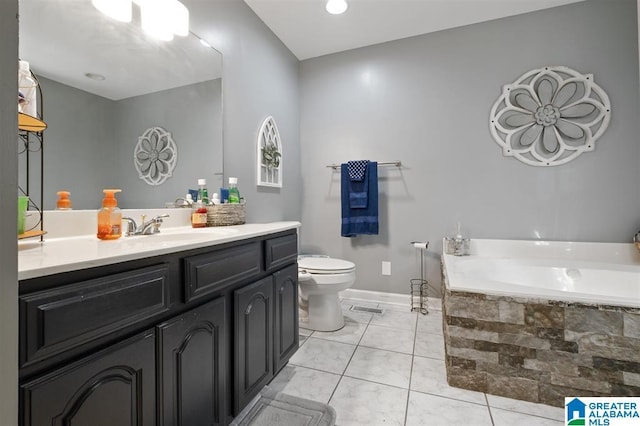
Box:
489, 66, 611, 166
257, 116, 283, 187
134, 126, 178, 185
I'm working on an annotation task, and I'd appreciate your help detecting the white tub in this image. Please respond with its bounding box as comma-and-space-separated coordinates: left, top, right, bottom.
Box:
442, 238, 640, 308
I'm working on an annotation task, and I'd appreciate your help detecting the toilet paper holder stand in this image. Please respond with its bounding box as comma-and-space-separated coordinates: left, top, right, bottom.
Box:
409, 241, 429, 315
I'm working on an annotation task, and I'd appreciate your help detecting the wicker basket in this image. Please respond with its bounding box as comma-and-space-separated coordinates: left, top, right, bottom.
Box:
207, 203, 246, 226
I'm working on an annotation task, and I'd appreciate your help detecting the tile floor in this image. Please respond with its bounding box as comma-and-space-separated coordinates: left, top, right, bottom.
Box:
268, 298, 565, 426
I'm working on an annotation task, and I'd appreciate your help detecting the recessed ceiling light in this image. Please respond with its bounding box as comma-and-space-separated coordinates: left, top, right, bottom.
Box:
85, 72, 106, 81
326, 0, 348, 15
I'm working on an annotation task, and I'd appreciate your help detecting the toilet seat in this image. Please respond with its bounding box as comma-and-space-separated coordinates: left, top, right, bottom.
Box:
298, 257, 355, 275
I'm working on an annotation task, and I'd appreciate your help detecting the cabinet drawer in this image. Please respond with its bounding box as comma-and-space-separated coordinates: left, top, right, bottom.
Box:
184, 242, 262, 303
20, 264, 170, 368
265, 234, 297, 272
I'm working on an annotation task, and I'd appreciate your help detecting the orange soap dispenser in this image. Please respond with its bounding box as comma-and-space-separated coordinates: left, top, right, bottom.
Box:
56, 191, 72, 210
97, 189, 122, 240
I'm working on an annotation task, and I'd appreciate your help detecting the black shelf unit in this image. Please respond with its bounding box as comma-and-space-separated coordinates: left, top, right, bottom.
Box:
18, 70, 45, 242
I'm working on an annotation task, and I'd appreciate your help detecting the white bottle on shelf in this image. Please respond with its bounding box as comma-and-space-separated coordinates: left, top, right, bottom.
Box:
18, 60, 38, 118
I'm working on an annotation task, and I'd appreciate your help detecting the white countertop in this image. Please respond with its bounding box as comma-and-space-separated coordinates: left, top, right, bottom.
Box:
19, 222, 300, 281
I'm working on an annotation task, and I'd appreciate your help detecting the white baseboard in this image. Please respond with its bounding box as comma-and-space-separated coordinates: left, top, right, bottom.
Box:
340, 289, 441, 312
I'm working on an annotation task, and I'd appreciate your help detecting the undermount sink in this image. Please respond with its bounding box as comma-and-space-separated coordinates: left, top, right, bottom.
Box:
160, 226, 239, 236
122, 226, 239, 243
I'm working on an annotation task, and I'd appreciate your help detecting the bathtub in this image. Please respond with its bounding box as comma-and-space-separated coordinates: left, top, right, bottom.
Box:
442, 239, 640, 308
440, 238, 640, 407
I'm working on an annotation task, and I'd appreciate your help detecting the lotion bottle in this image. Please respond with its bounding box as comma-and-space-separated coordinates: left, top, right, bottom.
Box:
97, 189, 122, 240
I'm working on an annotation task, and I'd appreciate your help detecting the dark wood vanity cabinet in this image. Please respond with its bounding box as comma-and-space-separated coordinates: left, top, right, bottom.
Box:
157, 296, 227, 426
21, 330, 157, 426
273, 264, 299, 373
18, 229, 299, 426
233, 262, 299, 414
234, 277, 274, 411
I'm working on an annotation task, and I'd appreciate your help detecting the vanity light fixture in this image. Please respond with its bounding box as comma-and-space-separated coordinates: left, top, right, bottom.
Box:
326, 0, 348, 15
91, 0, 132, 23
92, 0, 189, 42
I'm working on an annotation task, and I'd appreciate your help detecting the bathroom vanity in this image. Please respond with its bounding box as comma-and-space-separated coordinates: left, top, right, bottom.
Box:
17, 222, 300, 426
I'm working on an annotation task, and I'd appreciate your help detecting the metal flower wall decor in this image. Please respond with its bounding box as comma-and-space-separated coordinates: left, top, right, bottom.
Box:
489, 66, 611, 167
134, 126, 178, 185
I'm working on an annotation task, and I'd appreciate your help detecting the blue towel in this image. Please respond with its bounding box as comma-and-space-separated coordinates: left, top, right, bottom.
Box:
341, 161, 378, 237
347, 160, 369, 208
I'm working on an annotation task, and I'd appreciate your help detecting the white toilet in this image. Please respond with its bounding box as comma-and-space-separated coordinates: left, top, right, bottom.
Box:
298, 256, 356, 332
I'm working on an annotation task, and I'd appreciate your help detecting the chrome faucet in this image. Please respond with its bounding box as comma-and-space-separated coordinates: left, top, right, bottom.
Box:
173, 197, 193, 208
122, 214, 170, 236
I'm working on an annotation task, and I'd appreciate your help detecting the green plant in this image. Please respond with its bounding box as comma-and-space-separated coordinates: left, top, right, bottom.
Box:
261, 142, 281, 168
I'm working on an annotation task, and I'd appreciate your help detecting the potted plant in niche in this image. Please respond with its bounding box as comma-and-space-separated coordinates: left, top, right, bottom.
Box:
262, 141, 281, 170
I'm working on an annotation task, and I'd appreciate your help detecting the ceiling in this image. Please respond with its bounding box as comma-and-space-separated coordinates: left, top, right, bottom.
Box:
243, 0, 586, 60
19, 0, 222, 100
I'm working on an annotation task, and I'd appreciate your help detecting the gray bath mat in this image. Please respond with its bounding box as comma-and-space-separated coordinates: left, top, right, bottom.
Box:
231, 387, 336, 426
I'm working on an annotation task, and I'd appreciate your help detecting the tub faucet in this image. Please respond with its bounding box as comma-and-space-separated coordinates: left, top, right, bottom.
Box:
122, 214, 170, 236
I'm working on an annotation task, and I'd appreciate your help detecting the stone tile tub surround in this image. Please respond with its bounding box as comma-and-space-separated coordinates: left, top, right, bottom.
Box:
441, 239, 640, 408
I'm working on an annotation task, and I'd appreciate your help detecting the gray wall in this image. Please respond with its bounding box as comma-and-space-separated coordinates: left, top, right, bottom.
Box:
36, 77, 116, 209
114, 79, 223, 208
186, 0, 302, 222
1, 0, 18, 422
34, 78, 222, 210
300, 0, 640, 297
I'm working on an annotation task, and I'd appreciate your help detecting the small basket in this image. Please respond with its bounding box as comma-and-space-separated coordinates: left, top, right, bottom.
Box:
207, 203, 246, 226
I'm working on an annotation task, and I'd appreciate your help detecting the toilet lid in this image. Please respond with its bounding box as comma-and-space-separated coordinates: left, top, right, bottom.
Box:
298, 257, 355, 274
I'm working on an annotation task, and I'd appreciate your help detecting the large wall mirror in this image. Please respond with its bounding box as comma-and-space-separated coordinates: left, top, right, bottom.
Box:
19, 0, 223, 210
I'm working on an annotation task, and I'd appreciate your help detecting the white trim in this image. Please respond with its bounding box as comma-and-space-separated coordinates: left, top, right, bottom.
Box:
340, 288, 442, 312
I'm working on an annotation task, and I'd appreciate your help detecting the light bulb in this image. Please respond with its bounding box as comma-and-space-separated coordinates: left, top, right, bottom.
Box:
326, 0, 348, 15
92, 0, 132, 22
140, 0, 174, 41
172, 1, 189, 37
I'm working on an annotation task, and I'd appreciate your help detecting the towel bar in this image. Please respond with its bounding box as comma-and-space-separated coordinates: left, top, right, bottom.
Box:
326, 160, 402, 170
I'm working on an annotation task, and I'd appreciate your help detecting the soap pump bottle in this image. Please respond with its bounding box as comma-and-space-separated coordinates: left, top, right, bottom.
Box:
97, 189, 122, 240
56, 191, 72, 210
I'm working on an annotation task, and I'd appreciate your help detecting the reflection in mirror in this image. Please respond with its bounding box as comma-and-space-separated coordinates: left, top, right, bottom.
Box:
19, 0, 223, 210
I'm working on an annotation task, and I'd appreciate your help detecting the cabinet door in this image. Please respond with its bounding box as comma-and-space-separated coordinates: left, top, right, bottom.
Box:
234, 277, 273, 413
273, 264, 299, 373
21, 330, 155, 426
157, 297, 226, 426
